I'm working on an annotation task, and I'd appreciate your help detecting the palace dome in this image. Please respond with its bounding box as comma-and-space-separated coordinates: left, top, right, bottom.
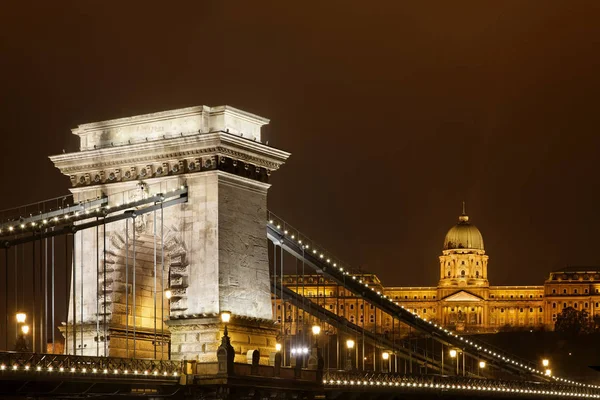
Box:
443, 213, 484, 251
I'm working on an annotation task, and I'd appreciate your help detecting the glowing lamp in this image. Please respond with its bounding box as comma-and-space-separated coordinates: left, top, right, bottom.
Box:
382, 352, 390, 360
312, 325, 321, 336
16, 313, 26, 323
346, 339, 355, 349
221, 311, 231, 324
21, 325, 29, 335
164, 289, 172, 299
275, 343, 282, 352
542, 359, 549, 367
450, 349, 457, 358
479, 361, 486, 369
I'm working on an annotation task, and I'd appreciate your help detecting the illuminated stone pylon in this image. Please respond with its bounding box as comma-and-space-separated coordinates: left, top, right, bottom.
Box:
51, 105, 290, 362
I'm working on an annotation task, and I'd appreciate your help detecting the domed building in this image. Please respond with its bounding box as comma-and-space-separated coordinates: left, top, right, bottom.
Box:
279, 207, 600, 335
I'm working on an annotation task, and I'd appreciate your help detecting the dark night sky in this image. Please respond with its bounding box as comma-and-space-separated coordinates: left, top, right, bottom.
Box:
1, 1, 600, 288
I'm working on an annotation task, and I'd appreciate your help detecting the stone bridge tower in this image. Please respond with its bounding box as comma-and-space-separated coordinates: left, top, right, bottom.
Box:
50, 105, 290, 362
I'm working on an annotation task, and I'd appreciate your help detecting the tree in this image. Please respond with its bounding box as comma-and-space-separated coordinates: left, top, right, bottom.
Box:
554, 307, 592, 336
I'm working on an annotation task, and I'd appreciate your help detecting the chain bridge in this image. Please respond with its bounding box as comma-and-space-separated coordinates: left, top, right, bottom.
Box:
0, 105, 597, 399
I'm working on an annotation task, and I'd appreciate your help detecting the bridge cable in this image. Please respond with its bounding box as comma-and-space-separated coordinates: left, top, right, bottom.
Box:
72, 232, 76, 355
51, 228, 55, 354
44, 229, 48, 355
64, 235, 68, 355
96, 220, 99, 357
160, 202, 165, 360
102, 218, 107, 356
153, 209, 157, 359
33, 234, 37, 353
80, 226, 84, 355
125, 218, 129, 358
133, 214, 137, 359
4, 248, 8, 350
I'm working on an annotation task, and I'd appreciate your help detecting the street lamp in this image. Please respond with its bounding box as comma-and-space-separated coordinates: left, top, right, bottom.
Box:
311, 325, 321, 346
479, 360, 486, 369
345, 339, 355, 371
275, 343, 282, 352
542, 359, 550, 367
545, 368, 552, 376
449, 349, 458, 375
382, 351, 390, 373
21, 325, 29, 335
164, 289, 172, 299
221, 311, 231, 324
16, 313, 26, 323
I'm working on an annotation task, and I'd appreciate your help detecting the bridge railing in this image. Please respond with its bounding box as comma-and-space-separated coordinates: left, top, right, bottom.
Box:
323, 371, 600, 398
0, 352, 183, 378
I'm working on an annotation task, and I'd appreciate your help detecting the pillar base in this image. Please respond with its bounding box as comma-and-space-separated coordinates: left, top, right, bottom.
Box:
166, 316, 277, 365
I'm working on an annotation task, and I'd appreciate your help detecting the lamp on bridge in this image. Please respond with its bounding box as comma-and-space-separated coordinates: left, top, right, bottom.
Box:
545, 368, 552, 376
16, 313, 26, 323
382, 351, 390, 373
478, 360, 486, 376
345, 339, 355, 371
311, 325, 321, 347
217, 311, 234, 374
542, 358, 550, 367
15, 325, 29, 352
449, 349, 459, 375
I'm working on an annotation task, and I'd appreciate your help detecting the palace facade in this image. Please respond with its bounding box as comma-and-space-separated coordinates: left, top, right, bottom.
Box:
276, 210, 600, 334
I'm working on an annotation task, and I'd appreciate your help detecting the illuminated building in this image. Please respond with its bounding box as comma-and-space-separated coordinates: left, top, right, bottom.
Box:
277, 209, 600, 334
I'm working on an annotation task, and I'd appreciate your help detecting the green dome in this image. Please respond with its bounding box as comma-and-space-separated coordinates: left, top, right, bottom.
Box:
443, 214, 484, 251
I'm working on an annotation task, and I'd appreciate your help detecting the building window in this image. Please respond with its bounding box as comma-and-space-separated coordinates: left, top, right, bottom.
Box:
405, 296, 408, 299
563, 289, 567, 294
329, 291, 333, 296
596, 302, 599, 308
360, 304, 364, 310
596, 289, 599, 294
574, 303, 578, 308
461, 261, 465, 265
329, 305, 334, 310
500, 308, 505, 313
350, 304, 354, 310
350, 315, 355, 323
461, 270, 465, 277
529, 295, 533, 299
585, 289, 589, 293
585, 302, 589, 308
395, 296, 399, 300
529, 308, 533, 312
476, 261, 479, 265
423, 309, 427, 314
433, 296, 436, 299
491, 294, 495, 298
340, 305, 344, 310
370, 304, 374, 309
360, 315, 364, 323
510, 295, 514, 299
574, 289, 578, 294
476, 271, 479, 277
552, 303, 556, 309
552, 289, 556, 294
424, 295, 427, 299
539, 307, 543, 312
520, 295, 523, 299
563, 303, 567, 308
414, 296, 417, 299
370, 315, 374, 323
520, 308, 524, 313
447, 271, 451, 277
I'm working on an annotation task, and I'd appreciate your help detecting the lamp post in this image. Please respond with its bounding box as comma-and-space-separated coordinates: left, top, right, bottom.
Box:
450, 349, 458, 375
345, 339, 355, 371
542, 358, 549, 367
479, 360, 486, 376
16, 324, 29, 352
311, 325, 321, 347
382, 351, 390, 373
